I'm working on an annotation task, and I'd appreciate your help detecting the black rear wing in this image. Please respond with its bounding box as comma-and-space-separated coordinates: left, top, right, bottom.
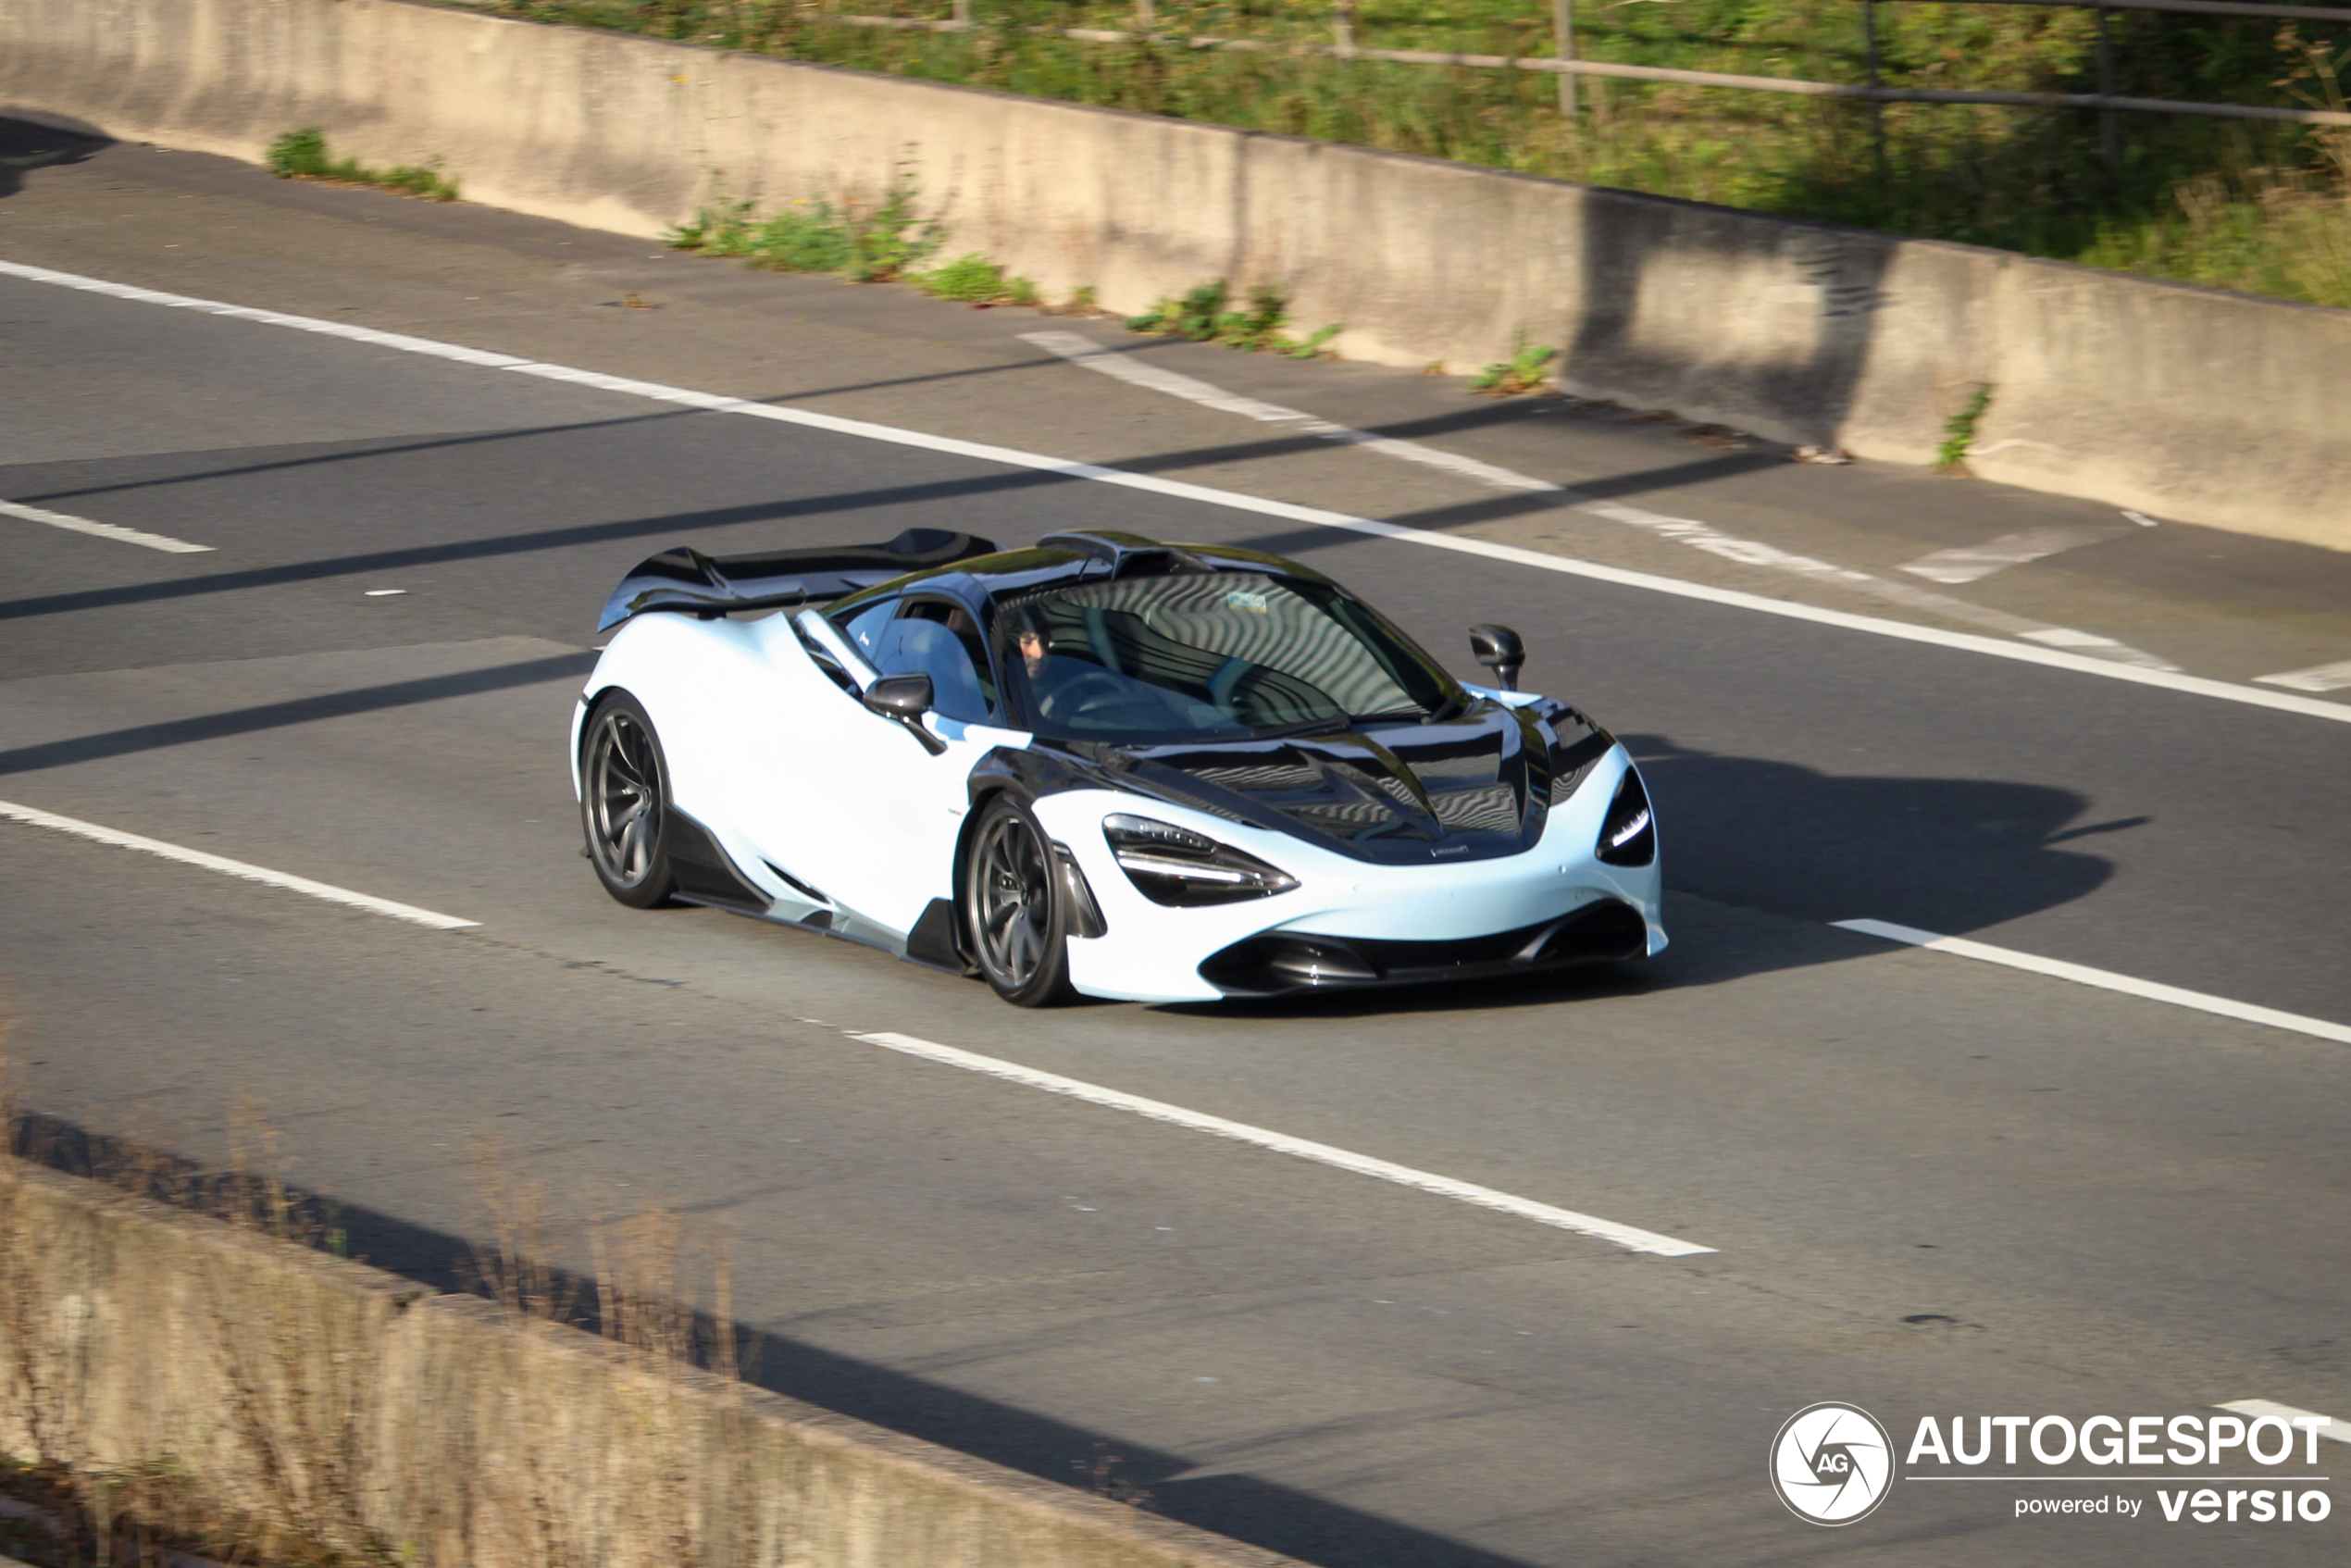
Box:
598, 529, 1001, 632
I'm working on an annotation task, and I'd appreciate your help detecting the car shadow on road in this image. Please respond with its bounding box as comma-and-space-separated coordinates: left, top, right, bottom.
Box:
1179, 731, 2136, 1020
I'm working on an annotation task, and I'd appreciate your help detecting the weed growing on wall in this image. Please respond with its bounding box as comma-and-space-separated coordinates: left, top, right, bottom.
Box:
668, 168, 944, 280
267, 127, 460, 202
916, 253, 1042, 305
1125, 280, 1341, 356
1936, 382, 1996, 473
1470, 332, 1559, 395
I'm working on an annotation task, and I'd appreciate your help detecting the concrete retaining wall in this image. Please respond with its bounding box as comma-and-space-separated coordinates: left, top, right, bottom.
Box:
1, 0, 2345, 548
0, 1161, 1294, 1568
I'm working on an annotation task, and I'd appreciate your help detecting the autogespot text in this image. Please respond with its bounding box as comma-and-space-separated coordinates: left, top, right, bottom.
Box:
1906, 1412, 2332, 1526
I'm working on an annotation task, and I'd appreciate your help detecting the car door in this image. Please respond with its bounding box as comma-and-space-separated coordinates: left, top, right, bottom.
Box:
752, 594, 1023, 948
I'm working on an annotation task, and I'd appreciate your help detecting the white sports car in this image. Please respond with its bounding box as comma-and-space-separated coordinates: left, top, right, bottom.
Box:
572, 529, 1663, 1006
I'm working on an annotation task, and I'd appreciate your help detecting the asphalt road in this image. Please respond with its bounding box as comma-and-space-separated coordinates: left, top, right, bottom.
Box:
5, 123, 2350, 1567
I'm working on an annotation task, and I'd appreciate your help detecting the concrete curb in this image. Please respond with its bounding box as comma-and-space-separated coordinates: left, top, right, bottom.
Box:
0, 1161, 1302, 1568
0, 0, 2345, 548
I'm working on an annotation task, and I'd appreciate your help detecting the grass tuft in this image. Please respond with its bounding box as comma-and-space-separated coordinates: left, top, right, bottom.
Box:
266, 126, 459, 202
1936, 381, 1996, 473
1470, 330, 1558, 395
1126, 280, 1340, 355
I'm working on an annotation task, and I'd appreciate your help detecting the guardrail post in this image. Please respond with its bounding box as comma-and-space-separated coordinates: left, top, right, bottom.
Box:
952, 0, 970, 24
1335, 0, 1356, 52
1137, 0, 1154, 25
2096, 8, 2120, 164
1553, 0, 1578, 118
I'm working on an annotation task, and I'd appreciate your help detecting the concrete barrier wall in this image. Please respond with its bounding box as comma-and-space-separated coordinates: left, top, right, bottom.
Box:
0, 1161, 1295, 1568
1, 0, 2345, 548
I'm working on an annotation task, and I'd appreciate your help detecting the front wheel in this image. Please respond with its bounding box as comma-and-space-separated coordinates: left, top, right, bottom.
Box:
580, 692, 678, 908
963, 796, 1075, 1007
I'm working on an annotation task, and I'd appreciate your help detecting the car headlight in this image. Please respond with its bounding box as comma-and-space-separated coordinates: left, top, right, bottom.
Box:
1595, 767, 1656, 866
1103, 813, 1300, 906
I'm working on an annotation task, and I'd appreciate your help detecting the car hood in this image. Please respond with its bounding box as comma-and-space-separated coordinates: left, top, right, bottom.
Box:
1073, 699, 1610, 865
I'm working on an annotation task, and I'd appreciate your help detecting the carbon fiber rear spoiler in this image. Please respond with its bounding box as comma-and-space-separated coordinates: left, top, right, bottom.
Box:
598, 529, 1001, 631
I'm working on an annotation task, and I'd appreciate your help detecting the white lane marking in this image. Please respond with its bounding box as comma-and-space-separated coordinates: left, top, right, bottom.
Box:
1025, 328, 2178, 672
0, 798, 479, 929
1898, 525, 2111, 585
2255, 659, 2351, 693
2217, 1400, 2348, 1447
1833, 918, 2351, 1046
2123, 510, 2161, 528
363, 588, 408, 597
852, 1029, 1714, 1256
1021, 330, 1557, 492
1, 497, 213, 554
9, 258, 2345, 723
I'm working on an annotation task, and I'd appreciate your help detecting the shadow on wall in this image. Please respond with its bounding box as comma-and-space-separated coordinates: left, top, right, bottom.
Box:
0, 112, 107, 198
1567, 188, 1891, 450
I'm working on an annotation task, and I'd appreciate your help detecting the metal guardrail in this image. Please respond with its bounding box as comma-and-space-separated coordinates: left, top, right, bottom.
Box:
827, 1, 2351, 131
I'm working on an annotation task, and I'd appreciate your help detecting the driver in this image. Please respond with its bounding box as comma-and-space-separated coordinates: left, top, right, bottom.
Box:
1013, 624, 1086, 720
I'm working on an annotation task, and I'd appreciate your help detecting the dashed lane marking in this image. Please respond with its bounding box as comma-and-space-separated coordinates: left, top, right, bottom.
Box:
1897, 525, 2115, 585
0, 798, 479, 929
2255, 659, 2351, 693
2217, 1401, 2349, 1447
1, 498, 212, 554
8, 258, 2346, 723
1834, 919, 2351, 1046
853, 1029, 1715, 1256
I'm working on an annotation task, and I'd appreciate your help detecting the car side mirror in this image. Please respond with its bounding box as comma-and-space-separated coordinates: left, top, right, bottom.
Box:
1469, 624, 1525, 691
863, 673, 947, 753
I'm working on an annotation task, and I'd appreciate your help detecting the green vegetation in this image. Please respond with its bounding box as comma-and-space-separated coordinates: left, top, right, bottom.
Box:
1470, 330, 1559, 394
916, 251, 1042, 304
265, 126, 460, 201
494, 0, 2351, 308
1125, 280, 1341, 355
1936, 381, 1996, 472
667, 171, 942, 279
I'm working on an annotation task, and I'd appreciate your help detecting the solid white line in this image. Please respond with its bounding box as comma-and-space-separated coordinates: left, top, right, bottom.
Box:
2255, 658, 2351, 693
1, 498, 213, 554
1897, 525, 2110, 585
852, 1030, 1714, 1256
1833, 918, 2351, 1046
0, 798, 479, 930
6, 257, 2345, 724
2217, 1400, 2347, 1445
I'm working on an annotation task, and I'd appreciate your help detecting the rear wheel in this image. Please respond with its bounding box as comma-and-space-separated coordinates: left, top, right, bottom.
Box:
964, 796, 1075, 1006
580, 693, 678, 908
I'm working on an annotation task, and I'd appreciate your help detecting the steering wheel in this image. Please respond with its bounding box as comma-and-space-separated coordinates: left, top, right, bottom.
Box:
1041, 668, 1131, 721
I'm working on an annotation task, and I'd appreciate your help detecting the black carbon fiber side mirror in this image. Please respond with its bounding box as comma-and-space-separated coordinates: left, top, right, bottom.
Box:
1469, 624, 1525, 691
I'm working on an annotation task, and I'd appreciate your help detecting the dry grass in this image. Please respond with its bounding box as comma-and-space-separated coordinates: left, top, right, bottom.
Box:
1, 1032, 759, 1568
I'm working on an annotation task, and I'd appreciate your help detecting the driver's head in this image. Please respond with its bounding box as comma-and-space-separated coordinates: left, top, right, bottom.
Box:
1014, 627, 1047, 675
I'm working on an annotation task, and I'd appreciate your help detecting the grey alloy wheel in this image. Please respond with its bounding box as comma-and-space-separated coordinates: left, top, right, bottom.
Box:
582, 694, 678, 908
964, 796, 1074, 1006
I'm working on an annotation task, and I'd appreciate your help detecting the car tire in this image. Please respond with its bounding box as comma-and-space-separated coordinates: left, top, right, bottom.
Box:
963, 795, 1076, 1007
579, 691, 679, 909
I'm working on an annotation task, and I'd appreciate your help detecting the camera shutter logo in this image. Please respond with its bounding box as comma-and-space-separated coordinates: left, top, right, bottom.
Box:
1770, 1402, 1897, 1524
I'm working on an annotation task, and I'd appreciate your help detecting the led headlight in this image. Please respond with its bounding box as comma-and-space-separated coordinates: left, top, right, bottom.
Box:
1103, 813, 1300, 906
1595, 767, 1656, 866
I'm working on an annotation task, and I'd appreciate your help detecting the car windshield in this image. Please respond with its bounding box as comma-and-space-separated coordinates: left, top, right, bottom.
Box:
994, 572, 1455, 740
